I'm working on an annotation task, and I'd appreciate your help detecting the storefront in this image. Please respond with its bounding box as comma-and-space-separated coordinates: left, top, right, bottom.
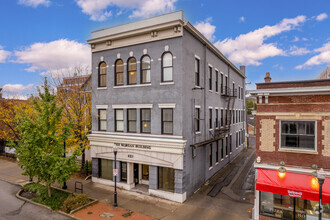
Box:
255, 168, 330, 220
88, 133, 187, 202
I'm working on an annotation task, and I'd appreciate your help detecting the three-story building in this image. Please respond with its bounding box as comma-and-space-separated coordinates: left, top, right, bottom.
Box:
87, 11, 246, 202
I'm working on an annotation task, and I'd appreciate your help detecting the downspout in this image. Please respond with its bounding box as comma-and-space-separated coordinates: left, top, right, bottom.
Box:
203, 44, 207, 143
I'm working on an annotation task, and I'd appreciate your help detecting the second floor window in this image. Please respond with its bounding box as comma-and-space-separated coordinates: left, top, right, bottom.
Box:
215, 109, 219, 128
162, 109, 173, 134
195, 108, 200, 132
141, 55, 151, 84
98, 62, 107, 87
195, 58, 200, 86
141, 109, 151, 133
127, 57, 137, 85
162, 52, 173, 82
215, 70, 218, 92
98, 109, 107, 131
209, 109, 212, 129
281, 121, 315, 150
220, 73, 223, 93
115, 59, 124, 86
209, 66, 212, 90
115, 109, 124, 132
221, 109, 223, 127
127, 109, 137, 132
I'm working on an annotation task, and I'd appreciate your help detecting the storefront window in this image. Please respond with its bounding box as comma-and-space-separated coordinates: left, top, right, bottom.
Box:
158, 167, 174, 192
260, 192, 330, 220
142, 165, 149, 180
121, 162, 127, 182
100, 159, 113, 180
260, 191, 294, 219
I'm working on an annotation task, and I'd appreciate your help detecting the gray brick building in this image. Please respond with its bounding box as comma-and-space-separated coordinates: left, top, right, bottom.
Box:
87, 11, 246, 202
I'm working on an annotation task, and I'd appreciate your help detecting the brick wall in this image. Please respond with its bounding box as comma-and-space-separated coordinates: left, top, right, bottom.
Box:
256, 79, 330, 89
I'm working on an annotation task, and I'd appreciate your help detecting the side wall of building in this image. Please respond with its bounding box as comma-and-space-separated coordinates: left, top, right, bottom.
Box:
181, 29, 246, 197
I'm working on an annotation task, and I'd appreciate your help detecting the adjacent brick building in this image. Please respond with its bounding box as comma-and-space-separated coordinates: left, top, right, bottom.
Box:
250, 74, 330, 219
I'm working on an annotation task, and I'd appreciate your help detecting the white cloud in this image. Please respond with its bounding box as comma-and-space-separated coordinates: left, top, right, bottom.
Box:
76, 0, 176, 21
14, 39, 91, 78
289, 46, 310, 56
214, 15, 307, 65
296, 41, 330, 69
292, 36, 299, 42
194, 18, 216, 42
239, 16, 245, 22
316, 13, 328, 21
2, 83, 34, 93
273, 64, 284, 71
18, 0, 50, 7
0, 46, 11, 63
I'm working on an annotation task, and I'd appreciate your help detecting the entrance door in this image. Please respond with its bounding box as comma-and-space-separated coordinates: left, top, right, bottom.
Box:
134, 163, 139, 185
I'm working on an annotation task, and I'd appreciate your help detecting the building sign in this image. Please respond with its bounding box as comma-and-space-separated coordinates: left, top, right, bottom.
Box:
114, 143, 152, 150
288, 190, 302, 198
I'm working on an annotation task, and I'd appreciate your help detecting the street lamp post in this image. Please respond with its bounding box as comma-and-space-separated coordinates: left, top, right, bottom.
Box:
317, 168, 326, 220
113, 144, 118, 207
62, 140, 67, 189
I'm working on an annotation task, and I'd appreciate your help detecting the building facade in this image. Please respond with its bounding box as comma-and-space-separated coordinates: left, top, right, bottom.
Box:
250, 74, 330, 219
317, 67, 330, 79
87, 11, 246, 203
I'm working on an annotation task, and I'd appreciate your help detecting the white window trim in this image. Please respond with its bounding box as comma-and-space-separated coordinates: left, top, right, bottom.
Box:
195, 105, 201, 108
160, 82, 174, 85
113, 84, 151, 89
96, 105, 108, 109
97, 87, 107, 90
158, 103, 176, 108
195, 55, 200, 60
208, 106, 213, 109
112, 104, 153, 109
208, 64, 213, 68
279, 120, 317, 152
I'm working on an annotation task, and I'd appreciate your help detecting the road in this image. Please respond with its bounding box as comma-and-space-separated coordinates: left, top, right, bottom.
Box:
0, 179, 71, 220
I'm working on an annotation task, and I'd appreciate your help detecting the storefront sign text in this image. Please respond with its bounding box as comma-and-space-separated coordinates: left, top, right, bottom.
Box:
287, 190, 302, 198
115, 143, 152, 150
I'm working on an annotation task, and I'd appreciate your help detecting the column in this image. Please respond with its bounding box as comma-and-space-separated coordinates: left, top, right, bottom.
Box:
92, 158, 99, 177
174, 169, 184, 194
127, 162, 134, 189
149, 165, 158, 190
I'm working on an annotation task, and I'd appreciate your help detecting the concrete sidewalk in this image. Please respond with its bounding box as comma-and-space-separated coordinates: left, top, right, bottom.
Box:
0, 143, 254, 220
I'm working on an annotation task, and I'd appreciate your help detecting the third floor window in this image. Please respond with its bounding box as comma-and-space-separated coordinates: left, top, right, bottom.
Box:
141, 55, 151, 84
162, 52, 173, 82
98, 62, 107, 87
115, 59, 124, 86
195, 58, 200, 86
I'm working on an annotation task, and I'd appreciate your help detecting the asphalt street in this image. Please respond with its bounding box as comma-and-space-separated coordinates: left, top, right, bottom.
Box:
0, 179, 71, 220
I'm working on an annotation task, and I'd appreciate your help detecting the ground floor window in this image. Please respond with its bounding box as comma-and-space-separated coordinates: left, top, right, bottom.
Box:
158, 167, 175, 192
100, 159, 113, 180
142, 164, 149, 180
260, 191, 330, 219
121, 162, 127, 182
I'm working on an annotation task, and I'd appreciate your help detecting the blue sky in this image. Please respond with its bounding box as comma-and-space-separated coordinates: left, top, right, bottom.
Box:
0, 0, 329, 98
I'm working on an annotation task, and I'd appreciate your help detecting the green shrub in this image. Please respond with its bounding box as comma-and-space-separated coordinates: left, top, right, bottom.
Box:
87, 160, 92, 174
61, 194, 90, 213
24, 183, 69, 210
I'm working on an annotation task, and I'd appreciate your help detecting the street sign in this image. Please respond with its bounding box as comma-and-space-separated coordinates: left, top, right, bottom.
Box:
113, 169, 118, 176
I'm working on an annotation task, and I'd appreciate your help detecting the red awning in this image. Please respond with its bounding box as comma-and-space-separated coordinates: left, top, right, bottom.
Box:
256, 168, 330, 203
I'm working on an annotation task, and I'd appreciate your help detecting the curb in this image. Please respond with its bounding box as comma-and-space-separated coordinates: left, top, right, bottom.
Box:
15, 186, 97, 220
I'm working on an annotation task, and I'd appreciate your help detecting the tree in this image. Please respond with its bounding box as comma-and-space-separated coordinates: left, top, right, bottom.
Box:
55, 72, 91, 171
12, 78, 81, 197
246, 99, 257, 115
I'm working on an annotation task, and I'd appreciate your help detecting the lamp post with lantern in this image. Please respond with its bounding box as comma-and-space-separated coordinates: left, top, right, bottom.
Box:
113, 144, 118, 207
317, 168, 326, 220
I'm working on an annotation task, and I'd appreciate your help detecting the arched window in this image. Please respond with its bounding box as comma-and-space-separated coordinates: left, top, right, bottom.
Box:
115, 59, 124, 86
127, 57, 137, 85
162, 52, 173, 82
98, 62, 107, 87
141, 55, 151, 84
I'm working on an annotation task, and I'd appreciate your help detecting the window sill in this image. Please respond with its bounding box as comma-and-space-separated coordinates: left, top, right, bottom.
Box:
194, 85, 202, 89
97, 87, 107, 90
209, 166, 213, 170
113, 83, 151, 89
160, 82, 174, 85
226, 155, 228, 158
221, 159, 224, 161
209, 90, 213, 93
215, 162, 219, 166
209, 129, 213, 131
278, 148, 318, 155
195, 131, 201, 135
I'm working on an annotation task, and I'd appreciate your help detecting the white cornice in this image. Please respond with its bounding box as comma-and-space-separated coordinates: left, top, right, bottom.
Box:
250, 86, 330, 96
96, 105, 108, 109
158, 103, 176, 108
